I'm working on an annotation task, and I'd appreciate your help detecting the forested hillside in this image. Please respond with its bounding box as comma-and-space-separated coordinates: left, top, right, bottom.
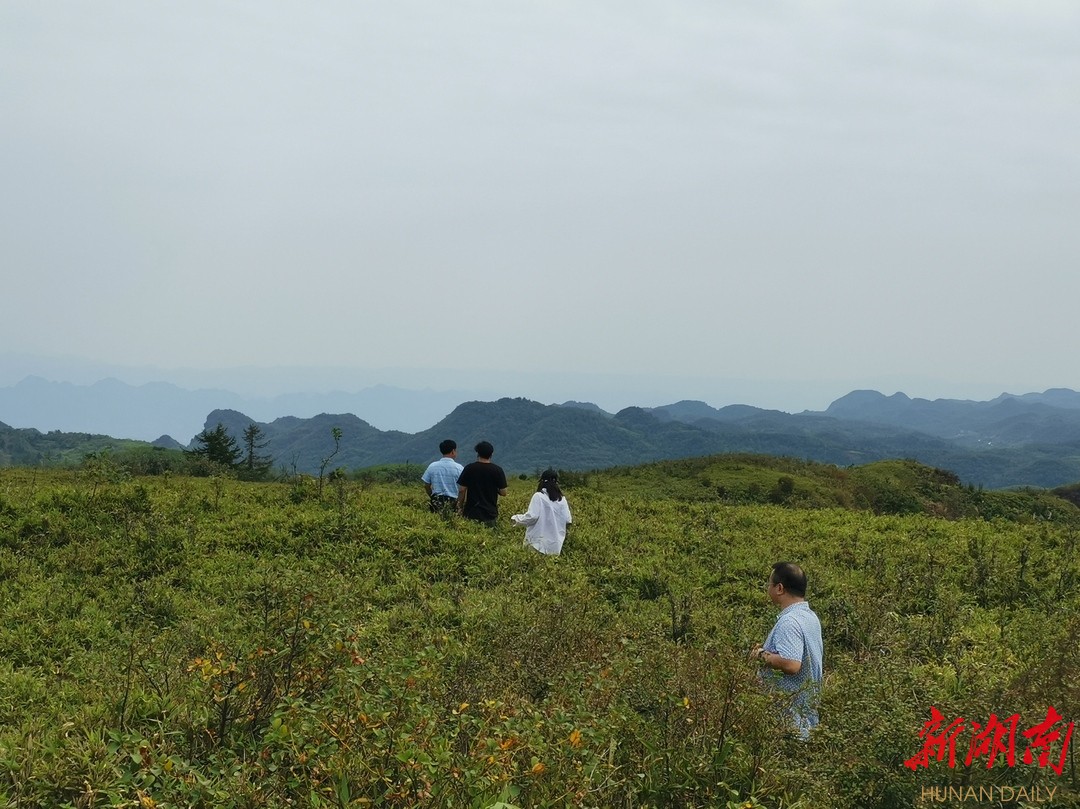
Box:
9, 388, 1080, 488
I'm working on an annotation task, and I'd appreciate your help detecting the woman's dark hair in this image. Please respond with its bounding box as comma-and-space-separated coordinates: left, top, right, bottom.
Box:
538, 469, 563, 501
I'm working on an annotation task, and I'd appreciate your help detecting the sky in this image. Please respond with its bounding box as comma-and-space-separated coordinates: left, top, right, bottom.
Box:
3, 1, 1079, 415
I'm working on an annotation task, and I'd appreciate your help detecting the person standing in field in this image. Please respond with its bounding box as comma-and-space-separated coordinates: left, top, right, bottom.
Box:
421, 439, 463, 514
510, 469, 572, 555
456, 440, 507, 527
749, 561, 824, 739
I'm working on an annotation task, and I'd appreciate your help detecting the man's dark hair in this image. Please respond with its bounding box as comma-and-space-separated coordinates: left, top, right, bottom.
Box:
475, 440, 494, 459
771, 562, 807, 597
439, 439, 456, 455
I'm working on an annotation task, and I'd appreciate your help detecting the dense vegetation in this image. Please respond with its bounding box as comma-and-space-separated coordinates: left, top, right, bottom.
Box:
0, 424, 149, 469
0, 456, 1077, 807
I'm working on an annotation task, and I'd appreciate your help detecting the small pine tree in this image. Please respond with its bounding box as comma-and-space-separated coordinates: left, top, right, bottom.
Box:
187, 423, 243, 469
240, 423, 274, 481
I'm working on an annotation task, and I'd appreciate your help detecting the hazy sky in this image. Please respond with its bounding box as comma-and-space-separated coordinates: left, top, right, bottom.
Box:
3, 1, 1079, 413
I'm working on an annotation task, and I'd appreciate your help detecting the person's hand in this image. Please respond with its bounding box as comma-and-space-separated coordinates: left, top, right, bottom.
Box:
749, 645, 764, 661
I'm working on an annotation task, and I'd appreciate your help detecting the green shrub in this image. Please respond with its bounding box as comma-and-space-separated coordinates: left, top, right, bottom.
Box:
0, 467, 1076, 807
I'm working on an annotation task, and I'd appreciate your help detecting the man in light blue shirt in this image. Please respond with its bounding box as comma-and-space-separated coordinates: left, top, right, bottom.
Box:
421, 439, 463, 514
750, 561, 824, 739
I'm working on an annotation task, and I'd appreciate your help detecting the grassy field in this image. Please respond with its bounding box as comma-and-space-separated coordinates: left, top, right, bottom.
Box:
0, 458, 1077, 808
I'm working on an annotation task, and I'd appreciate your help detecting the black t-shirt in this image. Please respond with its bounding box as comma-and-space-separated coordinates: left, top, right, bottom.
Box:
457, 461, 507, 521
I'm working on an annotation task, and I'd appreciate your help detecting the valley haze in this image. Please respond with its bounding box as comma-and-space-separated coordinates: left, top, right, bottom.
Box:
5, 355, 1080, 490
0, 354, 1050, 441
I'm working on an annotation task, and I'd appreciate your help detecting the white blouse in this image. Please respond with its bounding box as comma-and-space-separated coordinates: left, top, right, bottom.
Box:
510, 489, 572, 555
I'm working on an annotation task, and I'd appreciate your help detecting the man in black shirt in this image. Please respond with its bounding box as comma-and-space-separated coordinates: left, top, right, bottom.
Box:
456, 440, 508, 526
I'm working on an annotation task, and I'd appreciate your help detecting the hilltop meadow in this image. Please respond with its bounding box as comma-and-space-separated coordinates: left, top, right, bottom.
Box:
0, 454, 1078, 808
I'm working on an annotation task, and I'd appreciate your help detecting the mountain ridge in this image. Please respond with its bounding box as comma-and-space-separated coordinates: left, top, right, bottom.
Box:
6, 384, 1080, 488
0, 375, 471, 440
178, 389, 1080, 488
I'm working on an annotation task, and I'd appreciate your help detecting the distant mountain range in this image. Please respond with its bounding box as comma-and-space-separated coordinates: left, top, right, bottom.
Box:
0, 375, 471, 439
5, 381, 1080, 489
185, 388, 1080, 488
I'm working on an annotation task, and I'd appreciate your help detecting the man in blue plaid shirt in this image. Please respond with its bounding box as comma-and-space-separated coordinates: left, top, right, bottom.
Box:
421, 439, 463, 514
750, 561, 824, 739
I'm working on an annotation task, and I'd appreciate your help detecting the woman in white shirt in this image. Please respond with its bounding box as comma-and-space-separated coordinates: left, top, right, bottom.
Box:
510, 469, 572, 555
